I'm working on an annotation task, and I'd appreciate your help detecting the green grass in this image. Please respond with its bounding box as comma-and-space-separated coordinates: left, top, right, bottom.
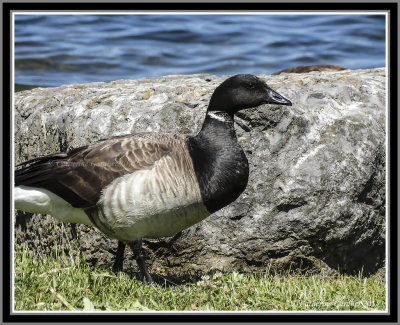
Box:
14, 246, 386, 312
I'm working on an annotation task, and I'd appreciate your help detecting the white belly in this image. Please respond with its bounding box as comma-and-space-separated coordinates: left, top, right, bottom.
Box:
14, 185, 94, 226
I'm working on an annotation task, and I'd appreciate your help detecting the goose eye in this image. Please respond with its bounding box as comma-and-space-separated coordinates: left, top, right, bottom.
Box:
248, 82, 255, 89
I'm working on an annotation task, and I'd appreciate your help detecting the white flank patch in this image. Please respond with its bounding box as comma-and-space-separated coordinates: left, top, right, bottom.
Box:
98, 156, 210, 242
14, 185, 94, 226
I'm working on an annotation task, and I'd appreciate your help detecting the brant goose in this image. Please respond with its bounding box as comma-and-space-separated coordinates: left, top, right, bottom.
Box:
14, 74, 292, 283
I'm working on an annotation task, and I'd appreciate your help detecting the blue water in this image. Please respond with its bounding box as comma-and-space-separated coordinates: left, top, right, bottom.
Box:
14, 14, 386, 87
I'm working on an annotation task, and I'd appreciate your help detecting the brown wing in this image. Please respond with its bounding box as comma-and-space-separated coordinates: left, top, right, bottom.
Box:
15, 132, 184, 208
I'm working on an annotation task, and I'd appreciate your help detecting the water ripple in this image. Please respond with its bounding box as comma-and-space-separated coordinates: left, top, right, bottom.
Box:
14, 14, 386, 87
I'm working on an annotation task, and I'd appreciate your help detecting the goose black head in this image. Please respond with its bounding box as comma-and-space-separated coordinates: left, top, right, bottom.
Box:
208, 74, 292, 115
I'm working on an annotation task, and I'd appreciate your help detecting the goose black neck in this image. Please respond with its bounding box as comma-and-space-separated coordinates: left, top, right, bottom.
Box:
186, 111, 249, 213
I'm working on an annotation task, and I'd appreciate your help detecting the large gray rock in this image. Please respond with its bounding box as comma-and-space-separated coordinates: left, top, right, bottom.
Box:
14, 68, 386, 277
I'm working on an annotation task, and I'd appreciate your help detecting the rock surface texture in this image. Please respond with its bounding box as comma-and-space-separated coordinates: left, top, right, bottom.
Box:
14, 68, 386, 277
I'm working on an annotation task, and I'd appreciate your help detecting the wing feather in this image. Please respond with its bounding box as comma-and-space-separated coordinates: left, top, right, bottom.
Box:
15, 133, 185, 208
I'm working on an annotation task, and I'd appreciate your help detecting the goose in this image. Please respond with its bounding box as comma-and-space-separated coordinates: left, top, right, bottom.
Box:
14, 74, 292, 284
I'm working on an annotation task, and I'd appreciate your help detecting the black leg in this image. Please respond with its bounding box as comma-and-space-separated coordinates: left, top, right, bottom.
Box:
129, 239, 154, 284
112, 241, 126, 273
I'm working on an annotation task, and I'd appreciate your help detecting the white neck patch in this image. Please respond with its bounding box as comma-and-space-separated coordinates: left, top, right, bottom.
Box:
207, 111, 232, 123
